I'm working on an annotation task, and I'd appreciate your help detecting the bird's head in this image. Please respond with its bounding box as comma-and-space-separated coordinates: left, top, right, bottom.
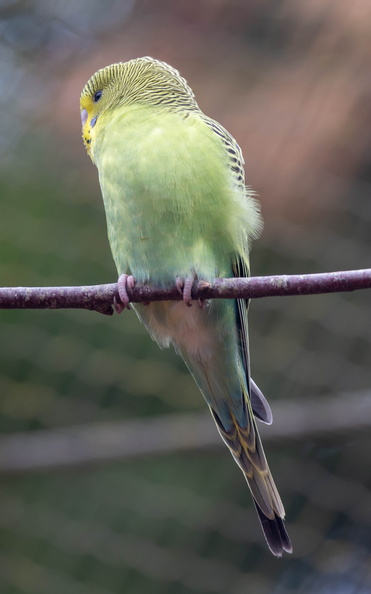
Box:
80, 57, 198, 157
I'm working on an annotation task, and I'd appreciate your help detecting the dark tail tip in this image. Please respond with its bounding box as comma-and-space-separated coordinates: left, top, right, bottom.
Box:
254, 502, 293, 557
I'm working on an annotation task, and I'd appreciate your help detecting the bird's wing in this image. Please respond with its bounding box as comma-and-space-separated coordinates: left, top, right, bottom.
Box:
203, 114, 272, 424
201, 115, 246, 191
201, 116, 291, 555
232, 257, 272, 425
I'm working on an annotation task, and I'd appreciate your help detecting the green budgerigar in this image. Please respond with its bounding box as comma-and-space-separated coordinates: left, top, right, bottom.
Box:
80, 57, 292, 556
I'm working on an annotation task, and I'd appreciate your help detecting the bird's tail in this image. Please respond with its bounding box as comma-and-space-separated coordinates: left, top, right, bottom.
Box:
210, 404, 292, 557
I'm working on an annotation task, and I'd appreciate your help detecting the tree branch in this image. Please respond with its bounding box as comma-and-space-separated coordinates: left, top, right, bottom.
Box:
0, 268, 370, 316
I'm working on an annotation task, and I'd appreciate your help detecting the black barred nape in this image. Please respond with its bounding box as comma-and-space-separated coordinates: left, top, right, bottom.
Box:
80, 57, 199, 112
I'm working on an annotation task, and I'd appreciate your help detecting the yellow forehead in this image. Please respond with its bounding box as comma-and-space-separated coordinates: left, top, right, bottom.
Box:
80, 95, 94, 112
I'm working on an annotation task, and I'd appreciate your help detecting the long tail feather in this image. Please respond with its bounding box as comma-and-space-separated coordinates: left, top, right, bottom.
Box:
254, 503, 293, 557
210, 402, 292, 557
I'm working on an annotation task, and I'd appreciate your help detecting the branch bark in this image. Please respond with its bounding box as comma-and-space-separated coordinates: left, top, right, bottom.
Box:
0, 268, 370, 315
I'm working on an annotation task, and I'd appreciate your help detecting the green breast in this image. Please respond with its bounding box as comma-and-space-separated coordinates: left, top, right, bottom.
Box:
93, 105, 255, 285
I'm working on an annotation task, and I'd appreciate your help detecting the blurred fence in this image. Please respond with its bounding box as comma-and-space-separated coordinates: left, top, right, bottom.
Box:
0, 1, 371, 593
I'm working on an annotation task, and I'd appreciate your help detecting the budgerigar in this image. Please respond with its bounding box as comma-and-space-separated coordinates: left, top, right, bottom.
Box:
80, 57, 292, 556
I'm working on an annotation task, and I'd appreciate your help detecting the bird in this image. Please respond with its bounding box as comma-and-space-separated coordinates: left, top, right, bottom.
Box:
80, 57, 292, 556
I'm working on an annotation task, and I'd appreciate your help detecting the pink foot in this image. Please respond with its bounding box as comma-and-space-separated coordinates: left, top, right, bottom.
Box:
176, 276, 193, 307
115, 274, 136, 313
197, 297, 209, 310
176, 275, 208, 309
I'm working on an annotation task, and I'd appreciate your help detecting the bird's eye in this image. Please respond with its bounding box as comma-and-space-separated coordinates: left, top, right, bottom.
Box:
93, 90, 103, 102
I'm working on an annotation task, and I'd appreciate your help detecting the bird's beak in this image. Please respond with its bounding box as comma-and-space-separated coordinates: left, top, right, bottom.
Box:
80, 108, 88, 127
81, 110, 92, 158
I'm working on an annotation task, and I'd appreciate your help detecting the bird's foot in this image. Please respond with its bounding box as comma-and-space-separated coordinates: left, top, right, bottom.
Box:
114, 274, 136, 313
176, 276, 193, 307
175, 275, 209, 309
197, 297, 209, 310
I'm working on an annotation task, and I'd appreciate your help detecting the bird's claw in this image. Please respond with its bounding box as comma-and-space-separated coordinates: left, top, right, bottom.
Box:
176, 275, 208, 309
176, 276, 193, 307
113, 296, 126, 314
197, 297, 209, 310
115, 273, 136, 313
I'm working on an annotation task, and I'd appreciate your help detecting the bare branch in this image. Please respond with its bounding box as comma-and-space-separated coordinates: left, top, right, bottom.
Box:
0, 391, 369, 473
0, 268, 370, 315
0, 284, 118, 316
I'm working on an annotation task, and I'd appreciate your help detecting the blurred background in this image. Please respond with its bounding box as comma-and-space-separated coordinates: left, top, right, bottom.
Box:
0, 0, 371, 592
